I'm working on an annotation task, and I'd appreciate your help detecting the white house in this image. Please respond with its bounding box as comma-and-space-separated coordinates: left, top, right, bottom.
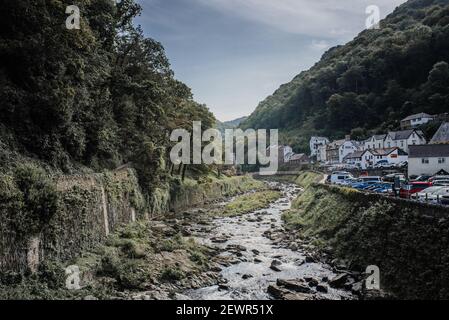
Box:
317, 144, 328, 163
371, 147, 408, 166
344, 150, 376, 169
408, 144, 449, 177
364, 135, 386, 150
338, 139, 361, 163
384, 129, 426, 153
401, 113, 434, 129
309, 136, 330, 157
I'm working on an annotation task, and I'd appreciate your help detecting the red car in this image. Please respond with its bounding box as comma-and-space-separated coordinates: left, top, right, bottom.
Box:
399, 182, 433, 199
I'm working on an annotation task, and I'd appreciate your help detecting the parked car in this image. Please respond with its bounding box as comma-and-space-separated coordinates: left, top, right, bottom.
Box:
359, 176, 383, 183
426, 188, 449, 203
330, 172, 354, 184
374, 160, 394, 169
433, 180, 449, 186
400, 182, 433, 199
397, 161, 408, 169
413, 186, 444, 201
429, 175, 449, 182
383, 173, 406, 183
411, 175, 432, 182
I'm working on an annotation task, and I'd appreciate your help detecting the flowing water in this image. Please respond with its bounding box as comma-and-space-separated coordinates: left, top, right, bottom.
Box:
183, 182, 353, 300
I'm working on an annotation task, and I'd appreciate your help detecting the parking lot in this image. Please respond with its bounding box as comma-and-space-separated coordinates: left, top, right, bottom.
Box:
326, 171, 449, 206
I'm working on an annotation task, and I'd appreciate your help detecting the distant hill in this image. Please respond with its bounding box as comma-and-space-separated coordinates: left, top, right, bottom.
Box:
241, 0, 449, 153
216, 117, 248, 134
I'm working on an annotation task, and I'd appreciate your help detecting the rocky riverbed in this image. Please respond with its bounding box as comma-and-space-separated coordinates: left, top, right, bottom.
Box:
174, 182, 359, 300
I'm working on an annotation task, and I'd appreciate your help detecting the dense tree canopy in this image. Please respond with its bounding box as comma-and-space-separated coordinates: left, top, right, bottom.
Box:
241, 0, 449, 152
0, 0, 215, 194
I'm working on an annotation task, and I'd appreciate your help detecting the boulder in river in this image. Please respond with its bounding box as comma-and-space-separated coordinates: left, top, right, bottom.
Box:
276, 279, 311, 293
316, 284, 329, 293
329, 273, 349, 288
270, 259, 282, 271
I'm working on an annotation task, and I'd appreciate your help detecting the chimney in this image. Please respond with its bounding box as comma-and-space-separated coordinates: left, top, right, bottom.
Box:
345, 135, 351, 141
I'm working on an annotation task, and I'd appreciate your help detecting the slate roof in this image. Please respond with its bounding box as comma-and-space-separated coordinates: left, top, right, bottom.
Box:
409, 144, 449, 158
431, 122, 449, 144
373, 134, 387, 140
344, 151, 365, 159
387, 129, 424, 141
372, 147, 408, 156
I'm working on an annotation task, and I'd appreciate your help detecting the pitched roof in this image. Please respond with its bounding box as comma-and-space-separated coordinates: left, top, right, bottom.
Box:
431, 122, 449, 144
344, 151, 365, 159
373, 134, 387, 140
387, 129, 424, 141
372, 147, 408, 156
409, 144, 449, 158
402, 113, 434, 122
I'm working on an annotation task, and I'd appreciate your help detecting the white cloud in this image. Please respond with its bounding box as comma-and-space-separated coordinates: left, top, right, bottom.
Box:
195, 0, 407, 39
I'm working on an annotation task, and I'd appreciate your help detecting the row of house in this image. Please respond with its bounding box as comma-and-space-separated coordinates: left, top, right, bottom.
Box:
313, 128, 425, 168
311, 115, 449, 176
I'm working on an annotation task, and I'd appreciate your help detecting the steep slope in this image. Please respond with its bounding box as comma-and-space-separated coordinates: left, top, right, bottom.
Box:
241, 0, 449, 152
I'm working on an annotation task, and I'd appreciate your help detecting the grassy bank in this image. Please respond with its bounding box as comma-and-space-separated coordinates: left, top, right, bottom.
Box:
214, 190, 282, 217
282, 183, 449, 299
0, 221, 214, 300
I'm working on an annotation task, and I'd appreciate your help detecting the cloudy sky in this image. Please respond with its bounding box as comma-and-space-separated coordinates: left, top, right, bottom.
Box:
135, 0, 407, 121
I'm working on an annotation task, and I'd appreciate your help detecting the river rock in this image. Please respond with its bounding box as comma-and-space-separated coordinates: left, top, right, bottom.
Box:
211, 237, 228, 244
251, 249, 260, 255
267, 285, 288, 299
305, 255, 316, 263
306, 278, 319, 287
218, 284, 230, 291
329, 273, 349, 288
316, 284, 328, 293
242, 274, 253, 280
276, 279, 311, 293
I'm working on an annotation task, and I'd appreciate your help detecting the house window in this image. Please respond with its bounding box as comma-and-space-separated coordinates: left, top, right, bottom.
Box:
439, 158, 446, 164
412, 140, 417, 145
422, 158, 429, 164
401, 141, 404, 147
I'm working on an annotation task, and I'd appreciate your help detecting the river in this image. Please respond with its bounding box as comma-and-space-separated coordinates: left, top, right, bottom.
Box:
183, 182, 354, 300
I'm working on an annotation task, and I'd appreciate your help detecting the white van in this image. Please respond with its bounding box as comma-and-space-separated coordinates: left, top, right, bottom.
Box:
330, 172, 354, 185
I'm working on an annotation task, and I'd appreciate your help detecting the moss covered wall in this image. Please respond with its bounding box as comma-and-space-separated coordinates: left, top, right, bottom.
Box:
0, 168, 144, 274
284, 184, 449, 299
150, 175, 264, 215
1, 172, 262, 274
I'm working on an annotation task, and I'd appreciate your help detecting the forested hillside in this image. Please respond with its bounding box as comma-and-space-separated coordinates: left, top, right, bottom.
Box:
0, 0, 215, 196
241, 0, 449, 152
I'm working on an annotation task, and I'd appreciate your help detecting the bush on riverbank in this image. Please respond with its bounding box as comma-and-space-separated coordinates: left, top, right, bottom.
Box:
283, 183, 449, 299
